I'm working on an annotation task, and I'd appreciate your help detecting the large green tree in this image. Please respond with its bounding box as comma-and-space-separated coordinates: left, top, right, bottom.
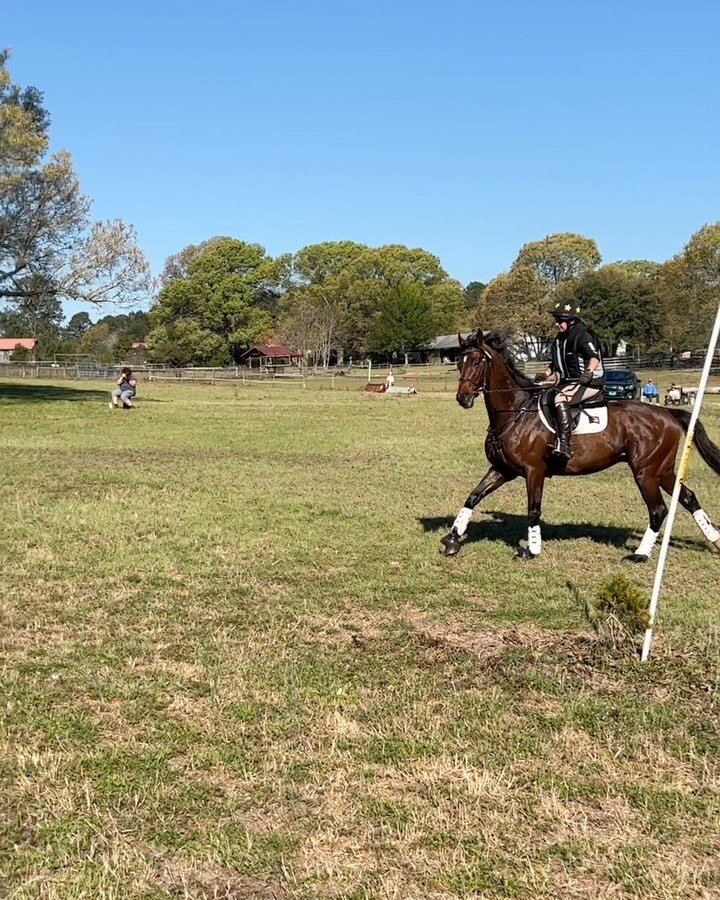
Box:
0, 283, 63, 357
0, 288, 63, 339
64, 311, 92, 340
344, 244, 465, 358
657, 223, 720, 352
276, 241, 368, 366
147, 237, 276, 365
463, 281, 486, 310
367, 281, 439, 361
477, 232, 602, 357
475, 266, 551, 358
556, 264, 663, 356
275, 242, 464, 364
0, 50, 153, 307
512, 232, 601, 288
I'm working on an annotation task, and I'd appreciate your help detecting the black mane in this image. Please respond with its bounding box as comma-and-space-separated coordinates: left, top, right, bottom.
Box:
481, 331, 535, 389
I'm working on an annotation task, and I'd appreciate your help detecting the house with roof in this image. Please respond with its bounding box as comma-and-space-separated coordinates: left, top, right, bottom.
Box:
0, 337, 36, 363
421, 333, 473, 364
239, 343, 302, 370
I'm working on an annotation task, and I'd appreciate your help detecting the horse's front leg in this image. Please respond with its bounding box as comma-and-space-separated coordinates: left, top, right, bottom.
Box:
516, 467, 546, 560
441, 466, 515, 556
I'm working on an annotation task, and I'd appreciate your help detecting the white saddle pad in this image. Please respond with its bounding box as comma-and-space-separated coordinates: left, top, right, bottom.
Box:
539, 405, 608, 436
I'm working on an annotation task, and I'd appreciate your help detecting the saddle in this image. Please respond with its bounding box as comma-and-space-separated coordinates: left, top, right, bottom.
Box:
538, 388, 608, 436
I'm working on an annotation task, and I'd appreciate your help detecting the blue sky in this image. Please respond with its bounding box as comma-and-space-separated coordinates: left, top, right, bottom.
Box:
4, 0, 720, 320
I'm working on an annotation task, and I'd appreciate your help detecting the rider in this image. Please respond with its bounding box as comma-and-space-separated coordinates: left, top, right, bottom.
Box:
534, 302, 605, 460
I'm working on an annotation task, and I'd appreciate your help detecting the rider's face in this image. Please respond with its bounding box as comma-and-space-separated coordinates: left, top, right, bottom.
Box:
555, 319, 569, 333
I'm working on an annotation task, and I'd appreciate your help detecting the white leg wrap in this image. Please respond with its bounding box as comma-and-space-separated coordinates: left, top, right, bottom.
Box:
636, 527, 659, 558
693, 509, 720, 544
528, 525, 542, 556
452, 507, 473, 537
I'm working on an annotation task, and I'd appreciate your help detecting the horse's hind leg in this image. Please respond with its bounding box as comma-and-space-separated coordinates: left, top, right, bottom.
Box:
626, 471, 667, 562
441, 466, 515, 556
660, 473, 720, 550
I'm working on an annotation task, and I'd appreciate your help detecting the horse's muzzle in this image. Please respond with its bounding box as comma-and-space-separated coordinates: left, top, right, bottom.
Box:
457, 393, 475, 409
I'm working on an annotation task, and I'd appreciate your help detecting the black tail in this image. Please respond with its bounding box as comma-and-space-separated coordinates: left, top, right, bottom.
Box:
668, 408, 720, 476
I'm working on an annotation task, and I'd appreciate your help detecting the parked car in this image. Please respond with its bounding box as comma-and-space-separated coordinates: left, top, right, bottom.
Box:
604, 369, 640, 400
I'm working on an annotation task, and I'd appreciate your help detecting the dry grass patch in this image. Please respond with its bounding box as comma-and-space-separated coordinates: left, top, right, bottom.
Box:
3, 380, 720, 898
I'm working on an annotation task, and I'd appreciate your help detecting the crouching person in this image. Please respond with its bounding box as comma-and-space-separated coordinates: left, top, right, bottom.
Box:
110, 367, 138, 409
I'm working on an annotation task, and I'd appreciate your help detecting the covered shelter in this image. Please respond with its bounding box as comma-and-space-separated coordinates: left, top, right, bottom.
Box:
239, 344, 302, 370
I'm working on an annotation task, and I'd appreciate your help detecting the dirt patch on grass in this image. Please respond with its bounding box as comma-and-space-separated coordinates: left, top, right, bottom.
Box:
155, 856, 287, 899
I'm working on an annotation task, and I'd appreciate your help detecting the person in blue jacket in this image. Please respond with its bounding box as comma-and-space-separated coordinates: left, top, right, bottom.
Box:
642, 379, 659, 404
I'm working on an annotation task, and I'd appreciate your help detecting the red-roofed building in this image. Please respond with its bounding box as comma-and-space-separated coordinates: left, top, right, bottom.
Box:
0, 337, 36, 362
239, 344, 301, 368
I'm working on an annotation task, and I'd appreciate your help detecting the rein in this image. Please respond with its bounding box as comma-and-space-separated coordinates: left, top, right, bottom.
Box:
488, 396, 538, 440
458, 347, 544, 399
458, 347, 543, 441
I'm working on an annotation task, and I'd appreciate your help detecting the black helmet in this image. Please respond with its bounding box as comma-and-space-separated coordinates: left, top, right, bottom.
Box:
551, 301, 582, 321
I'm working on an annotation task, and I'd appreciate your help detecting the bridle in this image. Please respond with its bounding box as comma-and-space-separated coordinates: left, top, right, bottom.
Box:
457, 346, 491, 398
457, 344, 544, 443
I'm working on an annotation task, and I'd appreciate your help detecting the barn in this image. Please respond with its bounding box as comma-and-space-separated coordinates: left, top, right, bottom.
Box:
0, 337, 36, 363
421, 333, 472, 364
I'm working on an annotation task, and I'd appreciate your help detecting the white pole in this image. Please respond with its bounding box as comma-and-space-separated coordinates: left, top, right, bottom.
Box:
641, 298, 720, 661
367, 359, 372, 383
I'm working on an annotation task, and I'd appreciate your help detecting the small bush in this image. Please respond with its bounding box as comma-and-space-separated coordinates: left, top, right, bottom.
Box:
577, 574, 650, 652
9, 345, 31, 361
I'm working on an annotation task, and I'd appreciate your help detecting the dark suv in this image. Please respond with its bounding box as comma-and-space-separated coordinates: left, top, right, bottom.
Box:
604, 368, 640, 400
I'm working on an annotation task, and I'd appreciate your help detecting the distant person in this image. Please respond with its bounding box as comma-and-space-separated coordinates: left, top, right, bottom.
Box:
110, 366, 138, 409
666, 383, 681, 406
385, 371, 395, 389
642, 379, 659, 403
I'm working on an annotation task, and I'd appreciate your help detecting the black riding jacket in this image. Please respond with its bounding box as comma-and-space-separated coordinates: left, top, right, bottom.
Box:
550, 321, 605, 388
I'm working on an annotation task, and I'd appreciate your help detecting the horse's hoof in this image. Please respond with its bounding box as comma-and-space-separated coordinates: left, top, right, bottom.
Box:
440, 533, 462, 557
623, 553, 648, 563
515, 545, 536, 560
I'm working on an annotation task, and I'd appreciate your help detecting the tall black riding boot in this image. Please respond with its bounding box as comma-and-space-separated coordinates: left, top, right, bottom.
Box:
553, 402, 573, 459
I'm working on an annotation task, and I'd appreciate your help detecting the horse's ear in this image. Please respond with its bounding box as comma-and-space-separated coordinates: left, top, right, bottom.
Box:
475, 328, 485, 345
458, 332, 467, 349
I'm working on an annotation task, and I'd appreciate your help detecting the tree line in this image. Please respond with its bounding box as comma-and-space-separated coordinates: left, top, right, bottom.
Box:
1, 49, 718, 367
477, 230, 720, 360
141, 224, 720, 367
146, 237, 475, 366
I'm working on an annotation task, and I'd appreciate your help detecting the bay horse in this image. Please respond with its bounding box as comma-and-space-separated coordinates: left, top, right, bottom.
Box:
442, 329, 720, 561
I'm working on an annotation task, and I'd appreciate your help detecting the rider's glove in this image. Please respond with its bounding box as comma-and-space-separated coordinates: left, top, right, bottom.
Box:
578, 369, 594, 385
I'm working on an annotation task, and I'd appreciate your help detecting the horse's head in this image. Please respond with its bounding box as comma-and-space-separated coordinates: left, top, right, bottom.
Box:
456, 329, 491, 409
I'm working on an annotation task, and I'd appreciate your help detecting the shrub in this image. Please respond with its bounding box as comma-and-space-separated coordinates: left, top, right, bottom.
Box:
9, 345, 30, 361
579, 574, 650, 652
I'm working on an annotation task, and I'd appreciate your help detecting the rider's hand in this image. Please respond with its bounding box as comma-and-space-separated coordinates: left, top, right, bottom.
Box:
532, 373, 546, 384
578, 369, 594, 385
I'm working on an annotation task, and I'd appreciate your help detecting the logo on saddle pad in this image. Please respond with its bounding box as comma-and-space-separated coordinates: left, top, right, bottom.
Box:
538, 404, 608, 436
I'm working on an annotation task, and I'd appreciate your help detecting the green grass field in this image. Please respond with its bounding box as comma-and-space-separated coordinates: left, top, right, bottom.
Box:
2, 379, 720, 899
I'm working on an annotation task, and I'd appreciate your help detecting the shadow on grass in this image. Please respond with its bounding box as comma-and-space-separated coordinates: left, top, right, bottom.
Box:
420, 510, 709, 553
0, 382, 110, 404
